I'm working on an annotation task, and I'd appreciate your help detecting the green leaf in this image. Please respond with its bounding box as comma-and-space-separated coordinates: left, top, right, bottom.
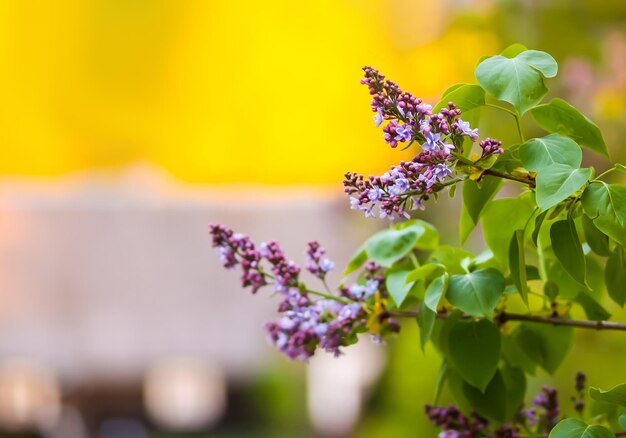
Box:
549, 418, 614, 438
417, 302, 436, 351
605, 249, 626, 307
536, 164, 591, 211
509, 229, 529, 305
386, 270, 418, 308
501, 334, 537, 375
582, 214, 611, 257
460, 176, 502, 243
514, 322, 573, 374
434, 84, 486, 112
590, 384, 626, 408
432, 310, 463, 357
590, 399, 620, 424
619, 413, 626, 429
395, 219, 440, 251
475, 50, 556, 115
500, 43, 529, 58
531, 98, 609, 157
405, 264, 445, 284
532, 210, 548, 247
519, 134, 583, 172
448, 319, 501, 392
546, 259, 588, 300
462, 370, 507, 421
481, 193, 536, 270
582, 183, 626, 248
433, 360, 447, 405
364, 228, 419, 267
343, 247, 367, 276
551, 218, 586, 285
574, 292, 611, 321
500, 365, 527, 419
428, 246, 474, 275
544, 280, 559, 301
447, 269, 505, 317
517, 50, 558, 78
424, 273, 449, 312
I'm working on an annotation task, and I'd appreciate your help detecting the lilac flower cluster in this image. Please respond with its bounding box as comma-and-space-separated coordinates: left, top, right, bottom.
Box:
479, 138, 504, 158
425, 405, 520, 438
425, 404, 488, 437
361, 66, 478, 150
305, 241, 335, 280
210, 224, 268, 293
523, 386, 560, 433
571, 371, 586, 415
343, 149, 455, 219
210, 225, 400, 361
346, 67, 503, 220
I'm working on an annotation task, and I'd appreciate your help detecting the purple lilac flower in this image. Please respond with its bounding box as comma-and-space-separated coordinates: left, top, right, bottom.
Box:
423, 131, 442, 152
210, 224, 267, 293
395, 124, 413, 142
343, 152, 452, 220
425, 404, 519, 438
306, 241, 335, 280
353, 67, 504, 219
532, 386, 560, 432
479, 137, 504, 157
374, 109, 384, 128
210, 226, 401, 361
572, 371, 586, 414
453, 118, 479, 141
260, 241, 301, 294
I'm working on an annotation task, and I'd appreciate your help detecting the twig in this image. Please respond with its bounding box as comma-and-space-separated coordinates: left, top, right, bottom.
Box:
389, 310, 626, 332
483, 168, 536, 188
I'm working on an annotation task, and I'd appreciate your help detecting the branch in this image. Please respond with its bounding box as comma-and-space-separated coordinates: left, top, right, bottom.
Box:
483, 168, 536, 188
389, 310, 626, 332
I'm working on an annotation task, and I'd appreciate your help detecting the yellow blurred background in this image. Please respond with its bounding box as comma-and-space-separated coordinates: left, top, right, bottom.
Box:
0, 1, 625, 437
0, 0, 498, 183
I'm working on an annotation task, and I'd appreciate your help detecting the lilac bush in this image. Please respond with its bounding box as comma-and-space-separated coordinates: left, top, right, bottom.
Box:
210, 45, 626, 437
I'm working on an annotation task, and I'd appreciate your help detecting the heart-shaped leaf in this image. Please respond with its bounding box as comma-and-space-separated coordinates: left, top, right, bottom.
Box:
447, 269, 505, 317
476, 50, 557, 115
605, 249, 626, 307
582, 182, 626, 248
519, 134, 582, 172
386, 270, 419, 308
551, 218, 586, 286
434, 84, 485, 112
582, 214, 610, 257
462, 370, 507, 421
424, 273, 449, 312
514, 322, 573, 374
448, 319, 501, 392
536, 164, 591, 211
531, 98, 608, 157
481, 193, 536, 270
508, 229, 529, 305
590, 383, 626, 407
549, 418, 614, 438
460, 176, 502, 243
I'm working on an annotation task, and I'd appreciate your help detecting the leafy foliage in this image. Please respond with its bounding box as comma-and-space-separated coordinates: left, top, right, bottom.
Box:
212, 44, 626, 436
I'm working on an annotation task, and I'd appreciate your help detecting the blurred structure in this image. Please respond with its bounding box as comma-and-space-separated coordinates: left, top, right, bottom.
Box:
308, 340, 385, 437
144, 358, 226, 431
0, 360, 61, 433
0, 165, 375, 436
